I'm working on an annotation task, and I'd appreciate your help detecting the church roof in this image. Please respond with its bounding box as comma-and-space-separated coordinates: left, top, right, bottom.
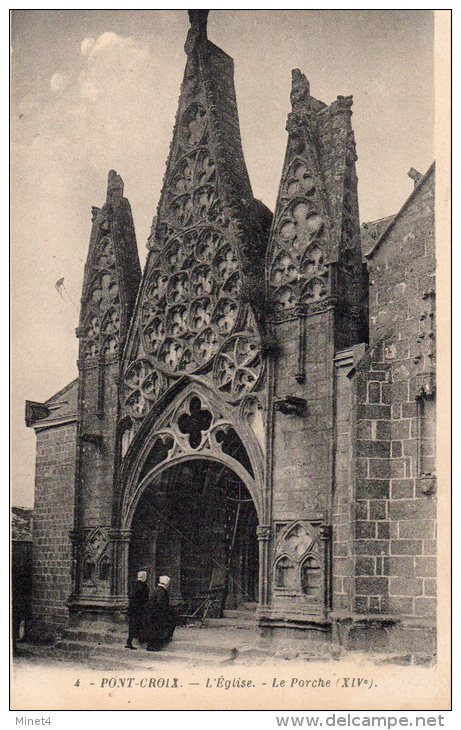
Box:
365, 162, 435, 259
25, 378, 78, 429
361, 215, 395, 253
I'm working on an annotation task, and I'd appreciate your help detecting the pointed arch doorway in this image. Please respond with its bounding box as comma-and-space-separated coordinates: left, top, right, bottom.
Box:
128, 458, 259, 616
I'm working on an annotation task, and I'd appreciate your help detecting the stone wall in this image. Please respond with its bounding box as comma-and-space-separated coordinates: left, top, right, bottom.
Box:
30, 423, 77, 639
332, 349, 356, 613
356, 168, 436, 620
269, 311, 335, 618
350, 341, 391, 614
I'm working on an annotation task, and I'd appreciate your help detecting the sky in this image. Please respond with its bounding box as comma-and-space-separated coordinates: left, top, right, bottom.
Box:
10, 9, 434, 508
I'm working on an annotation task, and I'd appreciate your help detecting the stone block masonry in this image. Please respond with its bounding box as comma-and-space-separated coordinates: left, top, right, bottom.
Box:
360, 165, 436, 620
30, 422, 77, 639
350, 341, 391, 614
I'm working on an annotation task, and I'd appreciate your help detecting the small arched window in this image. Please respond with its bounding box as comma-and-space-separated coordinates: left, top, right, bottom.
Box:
301, 556, 321, 597
99, 555, 111, 581
275, 556, 295, 588
83, 558, 95, 582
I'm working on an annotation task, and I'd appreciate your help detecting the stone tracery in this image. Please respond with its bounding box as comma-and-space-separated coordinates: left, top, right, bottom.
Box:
273, 521, 326, 603
137, 221, 250, 384
81, 232, 121, 361
268, 127, 331, 314
120, 26, 269, 429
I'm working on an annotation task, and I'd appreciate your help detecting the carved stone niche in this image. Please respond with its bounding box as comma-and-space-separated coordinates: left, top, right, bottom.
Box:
272, 520, 330, 612
80, 527, 112, 596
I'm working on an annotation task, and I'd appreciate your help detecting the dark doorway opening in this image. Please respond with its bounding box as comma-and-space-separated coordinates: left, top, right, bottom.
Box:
129, 459, 259, 617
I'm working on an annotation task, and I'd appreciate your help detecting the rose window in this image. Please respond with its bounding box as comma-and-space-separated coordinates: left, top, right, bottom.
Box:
166, 306, 188, 337
138, 226, 243, 377
146, 270, 168, 305
194, 328, 219, 363
197, 231, 221, 262
123, 359, 165, 419
213, 298, 237, 335
222, 271, 241, 297
213, 334, 262, 401
167, 272, 189, 304
190, 298, 212, 332
191, 265, 213, 297
214, 245, 238, 281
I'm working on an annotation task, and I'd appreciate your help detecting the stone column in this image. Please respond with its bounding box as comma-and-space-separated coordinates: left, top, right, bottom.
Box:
257, 524, 271, 607
319, 523, 332, 619
110, 528, 131, 602
68, 530, 83, 598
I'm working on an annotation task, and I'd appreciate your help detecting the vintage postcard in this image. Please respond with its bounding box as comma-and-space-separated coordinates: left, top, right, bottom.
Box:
10, 8, 451, 712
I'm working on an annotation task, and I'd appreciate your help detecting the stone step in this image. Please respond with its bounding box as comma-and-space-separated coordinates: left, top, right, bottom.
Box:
61, 625, 258, 645
55, 639, 230, 665
225, 602, 258, 612
61, 617, 258, 645
204, 616, 255, 629
59, 626, 261, 654
223, 609, 257, 620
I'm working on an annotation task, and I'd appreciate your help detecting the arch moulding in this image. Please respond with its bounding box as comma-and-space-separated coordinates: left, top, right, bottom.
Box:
115, 378, 266, 531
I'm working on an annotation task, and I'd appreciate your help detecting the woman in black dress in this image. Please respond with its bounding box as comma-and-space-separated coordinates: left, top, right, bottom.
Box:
125, 570, 149, 649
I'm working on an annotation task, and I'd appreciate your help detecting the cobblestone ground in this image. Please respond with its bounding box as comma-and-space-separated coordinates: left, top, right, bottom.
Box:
12, 625, 434, 672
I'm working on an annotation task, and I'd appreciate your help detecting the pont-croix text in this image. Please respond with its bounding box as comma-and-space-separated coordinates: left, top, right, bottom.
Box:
70, 675, 377, 690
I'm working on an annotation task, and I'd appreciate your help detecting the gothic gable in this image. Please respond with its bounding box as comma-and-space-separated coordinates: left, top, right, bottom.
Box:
121, 12, 271, 428
266, 70, 363, 346
267, 71, 333, 318
78, 170, 141, 365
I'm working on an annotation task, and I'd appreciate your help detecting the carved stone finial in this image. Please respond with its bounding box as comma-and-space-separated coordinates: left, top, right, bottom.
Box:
408, 167, 423, 187
290, 68, 310, 113
185, 10, 209, 52
106, 169, 124, 203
